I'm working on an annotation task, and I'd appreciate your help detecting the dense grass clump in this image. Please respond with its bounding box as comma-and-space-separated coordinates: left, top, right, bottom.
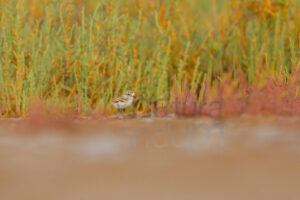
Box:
0, 0, 299, 117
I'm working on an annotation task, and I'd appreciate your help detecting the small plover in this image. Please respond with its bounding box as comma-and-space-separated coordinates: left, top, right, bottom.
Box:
112, 90, 136, 115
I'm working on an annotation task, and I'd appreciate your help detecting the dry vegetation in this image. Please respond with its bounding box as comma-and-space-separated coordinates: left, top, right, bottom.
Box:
0, 0, 299, 117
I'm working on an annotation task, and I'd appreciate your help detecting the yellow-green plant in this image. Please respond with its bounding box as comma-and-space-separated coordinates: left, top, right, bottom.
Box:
0, 0, 299, 117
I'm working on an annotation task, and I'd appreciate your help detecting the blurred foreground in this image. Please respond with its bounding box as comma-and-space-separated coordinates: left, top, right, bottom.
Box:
0, 116, 300, 200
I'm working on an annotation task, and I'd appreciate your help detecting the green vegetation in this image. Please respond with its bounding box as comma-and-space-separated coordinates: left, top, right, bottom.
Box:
0, 0, 299, 117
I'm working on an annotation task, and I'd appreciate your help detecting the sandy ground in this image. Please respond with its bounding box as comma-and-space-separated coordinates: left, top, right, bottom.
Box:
0, 116, 300, 200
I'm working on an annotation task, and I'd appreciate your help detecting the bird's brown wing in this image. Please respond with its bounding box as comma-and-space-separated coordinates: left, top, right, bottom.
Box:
113, 96, 129, 104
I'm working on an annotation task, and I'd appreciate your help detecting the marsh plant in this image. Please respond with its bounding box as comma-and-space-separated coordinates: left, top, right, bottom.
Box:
0, 0, 299, 117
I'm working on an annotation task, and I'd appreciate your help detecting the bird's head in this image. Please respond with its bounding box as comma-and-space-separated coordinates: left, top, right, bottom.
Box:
124, 90, 136, 98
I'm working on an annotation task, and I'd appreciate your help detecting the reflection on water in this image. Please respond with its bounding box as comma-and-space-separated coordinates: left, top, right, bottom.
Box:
0, 117, 300, 200
1, 117, 300, 158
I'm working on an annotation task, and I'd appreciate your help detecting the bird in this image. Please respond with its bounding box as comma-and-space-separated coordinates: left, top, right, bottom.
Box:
112, 90, 136, 115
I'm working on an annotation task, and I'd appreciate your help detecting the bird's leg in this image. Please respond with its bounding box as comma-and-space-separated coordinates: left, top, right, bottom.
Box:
117, 108, 124, 119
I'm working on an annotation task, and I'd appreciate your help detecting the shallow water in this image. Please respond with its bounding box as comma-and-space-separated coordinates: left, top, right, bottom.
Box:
0, 116, 300, 200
